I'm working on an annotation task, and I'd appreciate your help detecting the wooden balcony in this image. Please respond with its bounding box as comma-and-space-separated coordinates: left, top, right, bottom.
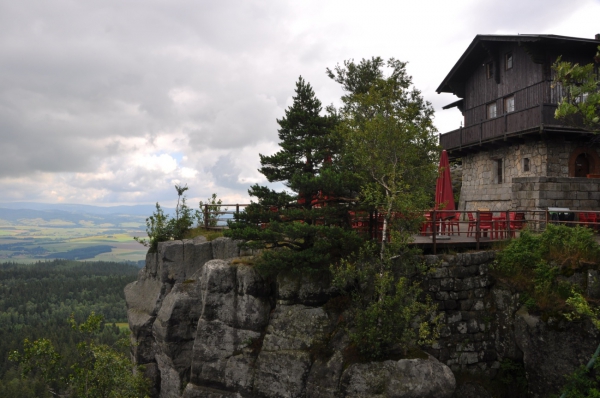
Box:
439, 81, 591, 157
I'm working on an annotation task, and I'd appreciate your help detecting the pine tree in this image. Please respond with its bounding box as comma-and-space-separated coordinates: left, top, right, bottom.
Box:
225, 77, 362, 275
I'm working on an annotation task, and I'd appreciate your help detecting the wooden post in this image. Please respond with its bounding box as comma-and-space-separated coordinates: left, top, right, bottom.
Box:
506, 210, 511, 239
236, 204, 240, 216
476, 210, 480, 250
204, 204, 209, 229
432, 210, 437, 255
545, 209, 549, 232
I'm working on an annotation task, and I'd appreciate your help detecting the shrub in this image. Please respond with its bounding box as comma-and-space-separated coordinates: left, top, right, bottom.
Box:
196, 193, 227, 228
494, 224, 600, 311
134, 185, 200, 251
332, 238, 441, 360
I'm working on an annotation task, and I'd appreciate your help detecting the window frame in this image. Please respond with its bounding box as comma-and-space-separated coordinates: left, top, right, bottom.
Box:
505, 52, 513, 70
496, 159, 503, 184
486, 62, 494, 79
487, 102, 497, 119
504, 95, 515, 114
523, 157, 530, 172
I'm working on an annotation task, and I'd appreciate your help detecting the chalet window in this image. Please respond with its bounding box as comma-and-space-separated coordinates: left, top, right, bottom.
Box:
504, 96, 515, 113
496, 159, 503, 184
487, 102, 497, 119
523, 158, 530, 172
505, 53, 513, 70
486, 62, 493, 79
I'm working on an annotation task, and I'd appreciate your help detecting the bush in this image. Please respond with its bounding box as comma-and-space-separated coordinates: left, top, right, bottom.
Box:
494, 224, 600, 311
135, 187, 226, 251
332, 238, 441, 360
196, 193, 227, 228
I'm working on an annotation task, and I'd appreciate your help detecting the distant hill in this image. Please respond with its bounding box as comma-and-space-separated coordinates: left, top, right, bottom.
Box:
0, 202, 174, 216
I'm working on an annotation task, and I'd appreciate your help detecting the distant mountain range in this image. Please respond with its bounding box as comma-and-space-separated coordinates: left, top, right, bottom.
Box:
0, 202, 175, 228
0, 202, 174, 216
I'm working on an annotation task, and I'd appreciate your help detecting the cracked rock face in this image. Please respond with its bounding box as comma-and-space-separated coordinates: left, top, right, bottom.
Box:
514, 308, 600, 398
126, 238, 457, 398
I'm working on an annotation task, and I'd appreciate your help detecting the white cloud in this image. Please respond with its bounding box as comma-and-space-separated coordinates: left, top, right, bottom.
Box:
0, 0, 596, 205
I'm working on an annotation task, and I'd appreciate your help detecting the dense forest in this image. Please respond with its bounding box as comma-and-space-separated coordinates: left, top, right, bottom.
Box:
0, 259, 140, 397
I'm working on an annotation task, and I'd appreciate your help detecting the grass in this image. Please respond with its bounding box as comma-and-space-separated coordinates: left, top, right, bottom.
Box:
183, 226, 224, 241
0, 223, 147, 263
114, 322, 130, 332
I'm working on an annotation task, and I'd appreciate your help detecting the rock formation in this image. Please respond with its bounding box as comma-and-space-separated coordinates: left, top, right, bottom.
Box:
126, 237, 599, 398
126, 237, 455, 397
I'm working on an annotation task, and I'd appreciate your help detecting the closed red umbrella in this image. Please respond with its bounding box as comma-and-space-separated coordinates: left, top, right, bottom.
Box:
435, 150, 455, 212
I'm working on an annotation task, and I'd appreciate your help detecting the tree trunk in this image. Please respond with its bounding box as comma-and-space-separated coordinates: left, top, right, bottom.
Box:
380, 194, 394, 261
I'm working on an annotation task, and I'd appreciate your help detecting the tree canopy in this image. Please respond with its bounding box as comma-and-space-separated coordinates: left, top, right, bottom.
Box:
329, 57, 439, 258
225, 76, 363, 275
552, 45, 600, 131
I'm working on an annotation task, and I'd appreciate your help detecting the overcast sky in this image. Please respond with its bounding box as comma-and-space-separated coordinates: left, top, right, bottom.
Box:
1, 0, 599, 207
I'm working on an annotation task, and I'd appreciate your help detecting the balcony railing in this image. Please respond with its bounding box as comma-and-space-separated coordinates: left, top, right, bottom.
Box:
439, 80, 581, 151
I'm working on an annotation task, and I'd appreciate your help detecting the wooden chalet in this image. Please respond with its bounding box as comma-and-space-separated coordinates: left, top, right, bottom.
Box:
437, 34, 600, 212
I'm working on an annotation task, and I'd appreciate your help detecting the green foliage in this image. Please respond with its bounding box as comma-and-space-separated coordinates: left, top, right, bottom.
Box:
559, 362, 600, 398
494, 224, 600, 310
10, 313, 149, 398
9, 339, 61, 391
328, 57, 438, 258
0, 260, 138, 397
565, 290, 600, 329
552, 45, 600, 130
134, 202, 171, 251
171, 186, 195, 241
225, 76, 363, 275
135, 185, 197, 251
196, 193, 227, 228
498, 359, 528, 396
332, 238, 441, 360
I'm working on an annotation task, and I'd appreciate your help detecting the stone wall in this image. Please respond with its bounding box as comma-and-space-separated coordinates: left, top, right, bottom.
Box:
459, 138, 600, 211
420, 252, 508, 376
511, 176, 600, 211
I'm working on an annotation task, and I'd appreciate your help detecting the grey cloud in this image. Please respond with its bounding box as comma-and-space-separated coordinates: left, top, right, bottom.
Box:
0, 0, 304, 177
466, 0, 590, 33
209, 153, 249, 191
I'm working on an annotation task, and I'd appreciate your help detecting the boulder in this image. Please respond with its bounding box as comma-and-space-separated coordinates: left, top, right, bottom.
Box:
340, 357, 456, 398
514, 307, 600, 397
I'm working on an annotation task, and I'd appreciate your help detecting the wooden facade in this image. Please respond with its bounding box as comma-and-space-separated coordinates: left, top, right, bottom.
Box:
438, 34, 600, 158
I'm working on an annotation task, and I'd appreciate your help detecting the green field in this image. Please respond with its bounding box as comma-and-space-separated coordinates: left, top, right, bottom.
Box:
0, 220, 148, 263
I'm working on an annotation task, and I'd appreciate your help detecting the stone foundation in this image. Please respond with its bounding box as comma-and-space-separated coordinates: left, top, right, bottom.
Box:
458, 138, 600, 211
512, 176, 600, 210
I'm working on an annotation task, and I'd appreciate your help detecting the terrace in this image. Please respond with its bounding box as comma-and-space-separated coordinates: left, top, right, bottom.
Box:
439, 81, 591, 158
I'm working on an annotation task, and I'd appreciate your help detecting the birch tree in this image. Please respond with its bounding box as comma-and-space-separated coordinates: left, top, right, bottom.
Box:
328, 57, 439, 259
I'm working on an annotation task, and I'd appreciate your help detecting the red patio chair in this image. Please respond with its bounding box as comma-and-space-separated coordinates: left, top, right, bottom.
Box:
588, 212, 598, 231
579, 212, 589, 228
447, 212, 460, 235
467, 212, 476, 237
479, 212, 494, 238
421, 212, 438, 236
493, 213, 507, 240
509, 212, 526, 237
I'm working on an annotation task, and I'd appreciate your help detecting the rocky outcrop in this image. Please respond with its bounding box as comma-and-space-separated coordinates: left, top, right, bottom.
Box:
514, 308, 599, 397
126, 239, 600, 398
126, 238, 456, 398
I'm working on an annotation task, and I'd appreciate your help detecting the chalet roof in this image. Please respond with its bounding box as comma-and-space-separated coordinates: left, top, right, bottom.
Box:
436, 34, 600, 96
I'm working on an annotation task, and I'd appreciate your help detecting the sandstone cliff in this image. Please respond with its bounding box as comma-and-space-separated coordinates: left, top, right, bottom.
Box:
125, 237, 599, 398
